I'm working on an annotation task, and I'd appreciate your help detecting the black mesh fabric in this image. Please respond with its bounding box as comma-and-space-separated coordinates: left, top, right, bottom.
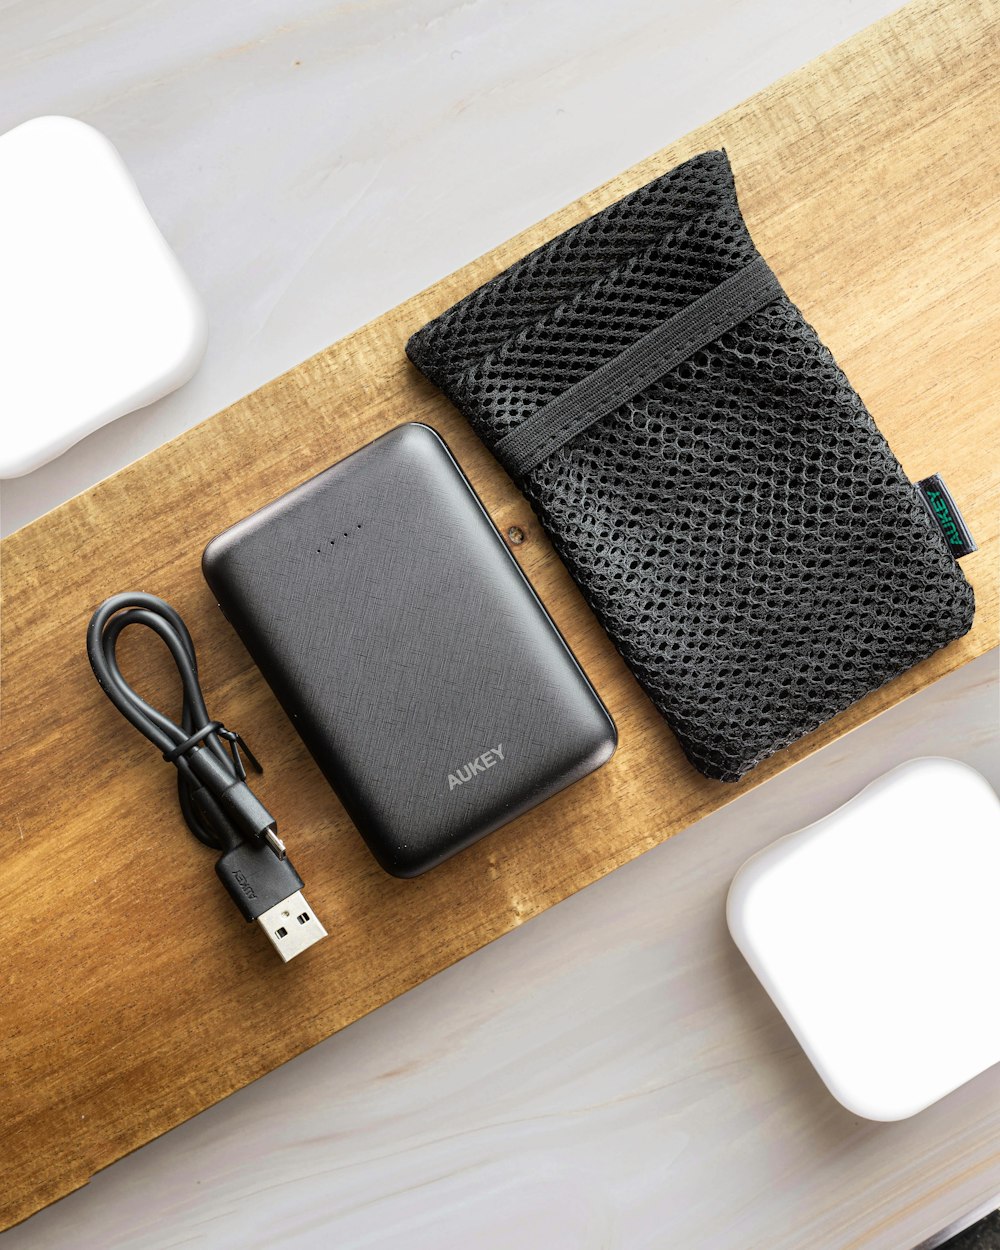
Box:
406, 150, 975, 781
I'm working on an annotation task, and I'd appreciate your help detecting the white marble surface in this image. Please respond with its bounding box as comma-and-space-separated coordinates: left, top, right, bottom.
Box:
2, 2, 997, 1247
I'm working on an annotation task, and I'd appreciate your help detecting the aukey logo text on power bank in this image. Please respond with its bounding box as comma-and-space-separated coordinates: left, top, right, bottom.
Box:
448, 744, 505, 792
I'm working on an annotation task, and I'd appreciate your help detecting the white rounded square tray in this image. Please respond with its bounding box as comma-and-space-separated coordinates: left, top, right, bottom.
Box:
0, 116, 206, 478
728, 757, 1000, 1120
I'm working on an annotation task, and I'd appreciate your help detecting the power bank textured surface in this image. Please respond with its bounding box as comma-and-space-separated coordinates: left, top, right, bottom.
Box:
203, 423, 616, 876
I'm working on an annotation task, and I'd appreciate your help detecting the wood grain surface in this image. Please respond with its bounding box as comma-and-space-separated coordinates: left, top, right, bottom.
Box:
1, 0, 998, 1230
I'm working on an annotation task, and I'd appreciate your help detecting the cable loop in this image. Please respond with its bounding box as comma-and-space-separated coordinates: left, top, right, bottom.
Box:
86, 592, 256, 852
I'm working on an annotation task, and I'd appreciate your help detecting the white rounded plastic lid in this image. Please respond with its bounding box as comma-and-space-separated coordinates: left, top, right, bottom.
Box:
0, 116, 206, 478
728, 757, 1000, 1120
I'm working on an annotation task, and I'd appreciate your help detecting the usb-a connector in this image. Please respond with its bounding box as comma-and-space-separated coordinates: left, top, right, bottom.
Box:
215, 842, 327, 962
256, 890, 328, 962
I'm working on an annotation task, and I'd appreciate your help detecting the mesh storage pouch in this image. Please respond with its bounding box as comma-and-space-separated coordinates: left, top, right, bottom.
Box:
405, 150, 975, 781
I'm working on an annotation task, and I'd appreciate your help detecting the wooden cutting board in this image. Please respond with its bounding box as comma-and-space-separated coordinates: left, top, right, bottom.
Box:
1, 0, 997, 1230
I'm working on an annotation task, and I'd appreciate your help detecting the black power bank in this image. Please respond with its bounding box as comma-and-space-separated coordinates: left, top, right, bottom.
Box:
202, 423, 616, 876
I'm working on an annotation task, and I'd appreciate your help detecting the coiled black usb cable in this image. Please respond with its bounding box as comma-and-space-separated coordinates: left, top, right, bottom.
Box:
87, 592, 326, 961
